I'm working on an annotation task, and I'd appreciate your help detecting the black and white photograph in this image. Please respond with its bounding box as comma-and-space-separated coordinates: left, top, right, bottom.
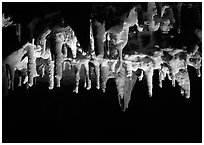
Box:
2, 2, 202, 143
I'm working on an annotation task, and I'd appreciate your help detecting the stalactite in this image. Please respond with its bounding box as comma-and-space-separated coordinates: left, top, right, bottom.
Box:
90, 59, 100, 89
73, 63, 81, 94
175, 69, 190, 98
27, 42, 36, 87
7, 68, 12, 90
115, 66, 137, 111
159, 67, 165, 88
124, 55, 155, 97
18, 76, 22, 87
3, 42, 30, 91
83, 60, 91, 90
4, 42, 201, 110
3, 5, 201, 112
23, 76, 28, 85
48, 59, 54, 90
100, 60, 109, 93
90, 20, 96, 58
145, 68, 154, 97
115, 66, 126, 109
169, 57, 186, 87
54, 33, 63, 87
94, 61, 100, 89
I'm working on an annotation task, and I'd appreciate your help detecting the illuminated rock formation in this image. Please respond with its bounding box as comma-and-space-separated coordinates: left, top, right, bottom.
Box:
3, 20, 202, 110
47, 26, 82, 88
3, 42, 41, 91
3, 39, 202, 111
2, 2, 201, 111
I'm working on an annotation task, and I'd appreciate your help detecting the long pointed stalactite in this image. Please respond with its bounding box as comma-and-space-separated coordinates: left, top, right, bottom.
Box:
115, 67, 137, 111
100, 59, 110, 93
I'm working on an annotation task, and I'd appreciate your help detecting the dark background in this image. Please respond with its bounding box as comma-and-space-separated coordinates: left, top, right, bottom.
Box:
2, 2, 202, 143
2, 67, 202, 143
